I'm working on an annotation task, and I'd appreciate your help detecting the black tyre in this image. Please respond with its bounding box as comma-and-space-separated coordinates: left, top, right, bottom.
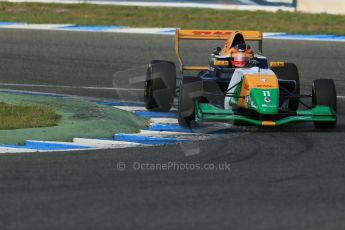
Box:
271, 63, 300, 111
144, 60, 176, 112
178, 77, 202, 128
312, 79, 337, 128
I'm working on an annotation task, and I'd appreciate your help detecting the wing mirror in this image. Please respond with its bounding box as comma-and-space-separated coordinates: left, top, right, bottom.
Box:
213, 47, 222, 55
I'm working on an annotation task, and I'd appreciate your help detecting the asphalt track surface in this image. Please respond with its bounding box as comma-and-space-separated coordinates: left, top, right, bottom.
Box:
0, 29, 344, 230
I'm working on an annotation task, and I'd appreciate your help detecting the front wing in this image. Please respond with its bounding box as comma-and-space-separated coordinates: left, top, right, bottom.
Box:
195, 102, 336, 126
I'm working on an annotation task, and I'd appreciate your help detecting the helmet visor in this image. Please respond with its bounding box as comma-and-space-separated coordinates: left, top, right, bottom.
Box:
232, 53, 252, 63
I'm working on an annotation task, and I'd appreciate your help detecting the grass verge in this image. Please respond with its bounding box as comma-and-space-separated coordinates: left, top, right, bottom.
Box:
0, 92, 148, 145
0, 102, 60, 129
0, 2, 345, 35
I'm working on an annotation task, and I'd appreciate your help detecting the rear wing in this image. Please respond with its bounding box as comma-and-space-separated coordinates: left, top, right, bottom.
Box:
175, 29, 263, 71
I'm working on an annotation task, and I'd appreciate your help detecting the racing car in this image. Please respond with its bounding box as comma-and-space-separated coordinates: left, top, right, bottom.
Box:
144, 29, 337, 128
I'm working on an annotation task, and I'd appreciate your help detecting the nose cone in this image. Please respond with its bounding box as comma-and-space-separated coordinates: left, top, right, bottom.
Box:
250, 88, 279, 114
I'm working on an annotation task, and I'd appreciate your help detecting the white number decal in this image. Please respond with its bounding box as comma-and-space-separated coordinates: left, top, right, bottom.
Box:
263, 90, 271, 97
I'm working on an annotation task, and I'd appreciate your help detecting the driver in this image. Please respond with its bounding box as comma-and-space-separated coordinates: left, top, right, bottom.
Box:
230, 44, 254, 68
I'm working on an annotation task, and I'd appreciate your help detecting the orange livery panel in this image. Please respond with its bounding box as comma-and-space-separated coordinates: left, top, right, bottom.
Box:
238, 75, 279, 108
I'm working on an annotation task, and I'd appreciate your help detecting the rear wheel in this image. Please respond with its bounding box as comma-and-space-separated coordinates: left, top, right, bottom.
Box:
312, 79, 337, 128
144, 60, 176, 112
271, 63, 300, 111
178, 77, 202, 128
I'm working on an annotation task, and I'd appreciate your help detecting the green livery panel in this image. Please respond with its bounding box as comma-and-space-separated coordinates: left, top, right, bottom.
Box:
249, 88, 279, 114
195, 102, 336, 126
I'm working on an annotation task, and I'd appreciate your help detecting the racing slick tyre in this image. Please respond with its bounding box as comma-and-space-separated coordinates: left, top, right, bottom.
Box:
312, 79, 337, 128
271, 63, 300, 111
144, 60, 176, 112
178, 77, 202, 128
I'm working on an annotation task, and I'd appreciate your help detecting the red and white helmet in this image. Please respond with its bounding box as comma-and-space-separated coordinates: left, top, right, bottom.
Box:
231, 44, 254, 68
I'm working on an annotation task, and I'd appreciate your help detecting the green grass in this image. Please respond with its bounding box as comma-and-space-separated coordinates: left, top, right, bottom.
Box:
0, 102, 60, 130
0, 92, 148, 145
0, 2, 345, 35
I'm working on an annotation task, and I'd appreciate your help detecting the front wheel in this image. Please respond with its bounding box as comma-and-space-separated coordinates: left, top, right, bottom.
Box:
178, 77, 202, 128
144, 60, 176, 112
312, 79, 337, 128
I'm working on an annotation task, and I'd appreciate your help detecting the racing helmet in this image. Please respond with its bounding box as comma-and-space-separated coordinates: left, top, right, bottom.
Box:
231, 44, 254, 68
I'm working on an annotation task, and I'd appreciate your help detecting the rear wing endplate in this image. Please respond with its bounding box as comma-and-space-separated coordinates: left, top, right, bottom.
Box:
175, 29, 263, 71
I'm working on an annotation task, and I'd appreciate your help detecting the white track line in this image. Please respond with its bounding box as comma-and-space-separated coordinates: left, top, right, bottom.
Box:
0, 83, 142, 91
73, 138, 148, 148
238, 0, 257, 5
0, 147, 36, 153
150, 118, 179, 124
112, 106, 147, 111
27, 140, 93, 146
135, 131, 213, 141
0, 24, 75, 30
2, 0, 295, 12
113, 106, 177, 112
2, 24, 345, 43
139, 130, 203, 136
107, 28, 176, 34
264, 36, 345, 43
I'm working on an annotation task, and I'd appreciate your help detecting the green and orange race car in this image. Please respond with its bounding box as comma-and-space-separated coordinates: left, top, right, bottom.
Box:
144, 29, 337, 128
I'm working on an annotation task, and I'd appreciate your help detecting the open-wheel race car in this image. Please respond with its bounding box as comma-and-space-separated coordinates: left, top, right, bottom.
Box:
144, 29, 337, 128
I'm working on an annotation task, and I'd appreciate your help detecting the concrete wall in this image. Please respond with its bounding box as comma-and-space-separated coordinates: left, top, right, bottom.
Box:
297, 0, 345, 15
